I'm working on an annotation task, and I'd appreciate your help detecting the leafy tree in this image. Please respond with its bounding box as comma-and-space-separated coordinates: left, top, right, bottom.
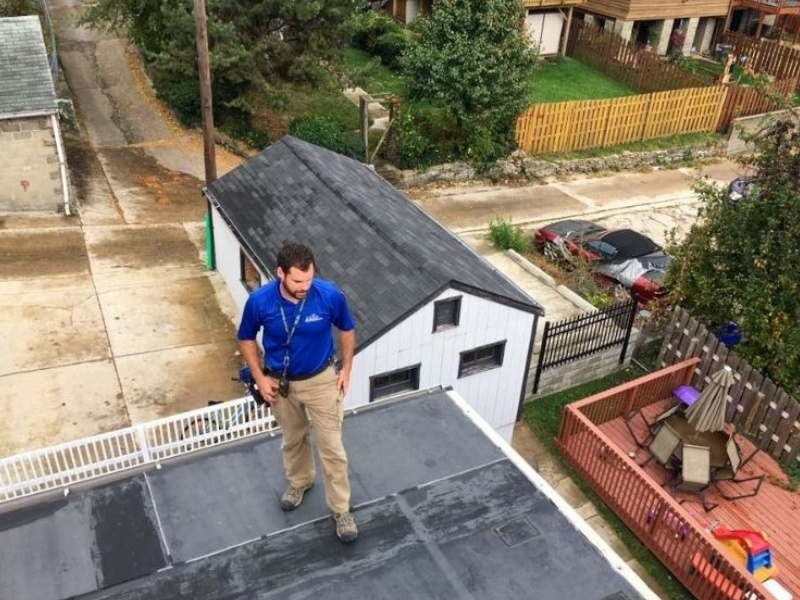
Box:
666, 112, 800, 395
80, 0, 357, 125
0, 0, 38, 16
400, 0, 537, 162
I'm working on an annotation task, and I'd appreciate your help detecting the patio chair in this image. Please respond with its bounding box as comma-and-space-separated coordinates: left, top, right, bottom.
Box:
625, 404, 681, 448
639, 422, 681, 469
673, 443, 717, 512
711, 434, 764, 501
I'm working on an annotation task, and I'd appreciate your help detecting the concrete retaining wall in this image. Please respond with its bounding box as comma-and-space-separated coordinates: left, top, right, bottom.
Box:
0, 115, 62, 212
726, 108, 793, 155
382, 144, 726, 188
527, 330, 639, 399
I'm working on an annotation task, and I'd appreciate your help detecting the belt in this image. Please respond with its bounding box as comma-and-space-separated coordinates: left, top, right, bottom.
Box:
264, 358, 333, 381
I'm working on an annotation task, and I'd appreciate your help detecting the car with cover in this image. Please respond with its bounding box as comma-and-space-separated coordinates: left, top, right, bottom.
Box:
532, 219, 671, 303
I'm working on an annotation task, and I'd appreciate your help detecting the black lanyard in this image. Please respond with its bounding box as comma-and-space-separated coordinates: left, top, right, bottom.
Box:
279, 297, 306, 376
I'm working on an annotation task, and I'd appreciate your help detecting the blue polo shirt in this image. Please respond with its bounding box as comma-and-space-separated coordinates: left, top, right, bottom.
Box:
237, 277, 356, 377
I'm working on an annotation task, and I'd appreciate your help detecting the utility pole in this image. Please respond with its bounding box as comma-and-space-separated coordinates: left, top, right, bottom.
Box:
194, 0, 217, 184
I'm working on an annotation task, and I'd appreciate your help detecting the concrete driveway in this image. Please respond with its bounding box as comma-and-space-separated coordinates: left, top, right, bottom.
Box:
0, 0, 244, 458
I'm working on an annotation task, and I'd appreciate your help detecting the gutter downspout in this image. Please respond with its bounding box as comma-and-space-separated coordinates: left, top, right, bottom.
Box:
50, 112, 71, 216
204, 193, 216, 270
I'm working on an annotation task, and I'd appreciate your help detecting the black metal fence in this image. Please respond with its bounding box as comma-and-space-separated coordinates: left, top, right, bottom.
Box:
532, 299, 638, 393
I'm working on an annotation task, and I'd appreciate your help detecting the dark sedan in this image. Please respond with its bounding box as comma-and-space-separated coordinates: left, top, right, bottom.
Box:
532, 219, 671, 303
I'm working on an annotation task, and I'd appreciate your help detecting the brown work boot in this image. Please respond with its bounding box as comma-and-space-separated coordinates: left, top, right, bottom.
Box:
279, 483, 313, 511
332, 511, 358, 543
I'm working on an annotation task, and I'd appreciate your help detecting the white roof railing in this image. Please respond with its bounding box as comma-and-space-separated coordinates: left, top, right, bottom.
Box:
0, 396, 278, 504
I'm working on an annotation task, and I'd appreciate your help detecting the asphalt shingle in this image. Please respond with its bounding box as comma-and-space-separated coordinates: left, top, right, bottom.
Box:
0, 16, 56, 116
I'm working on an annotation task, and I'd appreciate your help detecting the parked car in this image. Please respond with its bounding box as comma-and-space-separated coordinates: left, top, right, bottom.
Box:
727, 177, 757, 205
531, 219, 671, 303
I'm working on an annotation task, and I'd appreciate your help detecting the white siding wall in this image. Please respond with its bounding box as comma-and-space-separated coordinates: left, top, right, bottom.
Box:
211, 206, 266, 315
348, 288, 535, 442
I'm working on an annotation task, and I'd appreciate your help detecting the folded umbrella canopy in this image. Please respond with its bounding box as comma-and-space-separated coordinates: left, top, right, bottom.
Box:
685, 366, 736, 432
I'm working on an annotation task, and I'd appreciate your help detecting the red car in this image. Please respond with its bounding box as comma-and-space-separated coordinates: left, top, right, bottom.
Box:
532, 219, 671, 303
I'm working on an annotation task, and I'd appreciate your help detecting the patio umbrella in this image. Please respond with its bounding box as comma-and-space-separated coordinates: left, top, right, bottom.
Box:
685, 366, 736, 433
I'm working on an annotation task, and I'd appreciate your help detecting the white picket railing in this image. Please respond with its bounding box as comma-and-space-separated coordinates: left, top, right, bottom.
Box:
0, 396, 279, 504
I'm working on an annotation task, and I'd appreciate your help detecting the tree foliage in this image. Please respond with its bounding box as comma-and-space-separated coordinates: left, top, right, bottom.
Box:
0, 0, 38, 16
400, 0, 537, 162
666, 115, 800, 395
80, 0, 357, 125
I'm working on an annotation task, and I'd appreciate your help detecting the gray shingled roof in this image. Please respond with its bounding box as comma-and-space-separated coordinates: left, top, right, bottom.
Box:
205, 136, 543, 349
0, 16, 56, 116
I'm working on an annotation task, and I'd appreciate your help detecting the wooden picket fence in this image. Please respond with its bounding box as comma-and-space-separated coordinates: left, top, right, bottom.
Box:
657, 306, 800, 468
567, 20, 715, 93
721, 31, 800, 86
516, 86, 724, 153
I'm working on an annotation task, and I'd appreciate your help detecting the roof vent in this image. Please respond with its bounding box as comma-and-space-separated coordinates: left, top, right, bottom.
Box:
600, 593, 632, 600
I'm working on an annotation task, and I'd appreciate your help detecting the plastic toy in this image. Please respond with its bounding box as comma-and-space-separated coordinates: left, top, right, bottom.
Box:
711, 525, 777, 582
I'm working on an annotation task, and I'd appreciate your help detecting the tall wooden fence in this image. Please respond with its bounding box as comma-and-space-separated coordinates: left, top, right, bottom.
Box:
657, 306, 800, 468
567, 20, 715, 93
721, 30, 800, 86
516, 86, 724, 153
716, 77, 799, 132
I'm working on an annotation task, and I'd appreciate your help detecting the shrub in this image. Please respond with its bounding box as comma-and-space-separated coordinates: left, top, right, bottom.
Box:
348, 11, 401, 53
373, 31, 409, 71
488, 217, 529, 253
220, 115, 270, 150
289, 115, 355, 157
385, 106, 450, 169
156, 77, 201, 127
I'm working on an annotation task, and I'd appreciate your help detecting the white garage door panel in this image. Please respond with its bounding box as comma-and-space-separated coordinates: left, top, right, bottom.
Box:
525, 11, 564, 56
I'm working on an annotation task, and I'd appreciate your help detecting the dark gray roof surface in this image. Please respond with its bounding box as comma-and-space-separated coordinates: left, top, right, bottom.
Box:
0, 389, 648, 600
205, 136, 543, 348
0, 16, 56, 116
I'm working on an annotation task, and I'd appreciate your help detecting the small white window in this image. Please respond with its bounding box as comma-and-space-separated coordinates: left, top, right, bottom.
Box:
433, 296, 461, 332
240, 249, 262, 292
458, 342, 506, 378
370, 365, 421, 401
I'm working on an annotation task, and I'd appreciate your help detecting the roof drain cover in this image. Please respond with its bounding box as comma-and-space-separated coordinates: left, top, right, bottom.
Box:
493, 517, 540, 547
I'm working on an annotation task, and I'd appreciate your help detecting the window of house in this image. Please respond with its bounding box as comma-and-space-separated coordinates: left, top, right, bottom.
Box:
458, 341, 506, 378
370, 364, 421, 401
433, 296, 462, 332
240, 249, 262, 292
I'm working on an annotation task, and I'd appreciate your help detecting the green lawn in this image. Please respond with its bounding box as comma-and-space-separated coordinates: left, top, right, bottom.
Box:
342, 47, 406, 97
528, 57, 636, 104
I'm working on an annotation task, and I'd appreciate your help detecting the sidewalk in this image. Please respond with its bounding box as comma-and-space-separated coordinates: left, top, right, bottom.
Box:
511, 422, 672, 599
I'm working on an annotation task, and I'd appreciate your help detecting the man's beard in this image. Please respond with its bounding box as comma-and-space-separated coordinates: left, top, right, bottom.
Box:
281, 279, 306, 300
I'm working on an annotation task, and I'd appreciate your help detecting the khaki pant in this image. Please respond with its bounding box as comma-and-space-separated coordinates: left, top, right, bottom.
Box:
271, 366, 351, 514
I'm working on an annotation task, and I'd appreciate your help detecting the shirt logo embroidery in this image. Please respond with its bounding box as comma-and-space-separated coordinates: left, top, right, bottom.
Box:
305, 313, 324, 323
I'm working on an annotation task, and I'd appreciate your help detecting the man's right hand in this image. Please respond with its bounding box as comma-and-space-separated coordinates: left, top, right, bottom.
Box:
254, 372, 280, 405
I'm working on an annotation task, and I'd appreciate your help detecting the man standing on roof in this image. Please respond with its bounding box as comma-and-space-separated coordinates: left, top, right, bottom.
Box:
237, 242, 358, 544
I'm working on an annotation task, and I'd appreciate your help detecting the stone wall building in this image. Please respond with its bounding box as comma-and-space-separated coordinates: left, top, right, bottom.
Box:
0, 16, 70, 213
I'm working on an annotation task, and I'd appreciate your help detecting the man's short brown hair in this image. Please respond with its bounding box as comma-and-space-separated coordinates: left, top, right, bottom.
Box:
277, 243, 315, 272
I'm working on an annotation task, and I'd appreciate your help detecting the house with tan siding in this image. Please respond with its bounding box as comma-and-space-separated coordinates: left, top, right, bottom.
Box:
373, 0, 585, 56
576, 0, 730, 55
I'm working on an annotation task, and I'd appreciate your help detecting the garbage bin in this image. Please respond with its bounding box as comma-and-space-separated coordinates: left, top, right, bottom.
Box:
715, 43, 733, 62
714, 321, 741, 348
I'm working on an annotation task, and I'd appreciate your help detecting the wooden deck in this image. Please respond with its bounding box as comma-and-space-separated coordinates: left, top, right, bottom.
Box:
555, 359, 800, 600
